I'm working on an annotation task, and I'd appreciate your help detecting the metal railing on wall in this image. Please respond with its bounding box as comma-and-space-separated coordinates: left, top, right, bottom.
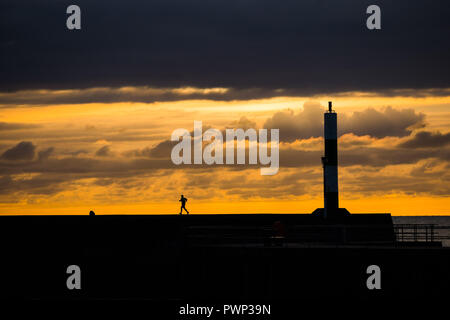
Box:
394, 224, 450, 243
184, 224, 450, 246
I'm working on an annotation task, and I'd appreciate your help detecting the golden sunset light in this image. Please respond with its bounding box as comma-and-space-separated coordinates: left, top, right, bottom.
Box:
1, 90, 449, 215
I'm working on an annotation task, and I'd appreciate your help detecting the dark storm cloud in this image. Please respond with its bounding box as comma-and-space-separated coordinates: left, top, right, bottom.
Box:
1, 145, 449, 196
67, 149, 89, 156
0, 174, 68, 195
0, 122, 40, 130
38, 147, 54, 161
1, 141, 36, 161
0, 138, 449, 196
345, 173, 450, 196
95, 145, 112, 157
340, 106, 425, 138
1, 87, 450, 107
339, 147, 450, 167
1, 0, 449, 93
1, 138, 438, 177
398, 131, 450, 148
264, 102, 323, 141
124, 147, 154, 158
264, 103, 425, 141
124, 141, 177, 159
0, 152, 176, 176
144, 140, 177, 158
280, 146, 450, 168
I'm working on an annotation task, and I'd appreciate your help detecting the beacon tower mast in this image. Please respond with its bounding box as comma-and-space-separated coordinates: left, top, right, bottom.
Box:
322, 102, 339, 219
313, 101, 349, 218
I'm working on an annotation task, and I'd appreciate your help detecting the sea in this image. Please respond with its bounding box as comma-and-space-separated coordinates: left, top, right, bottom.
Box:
392, 216, 450, 247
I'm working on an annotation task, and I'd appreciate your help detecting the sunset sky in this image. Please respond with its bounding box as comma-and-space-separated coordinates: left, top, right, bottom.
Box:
1, 1, 449, 215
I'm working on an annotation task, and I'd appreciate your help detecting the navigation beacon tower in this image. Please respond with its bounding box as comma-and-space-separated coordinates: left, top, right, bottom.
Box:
313, 101, 350, 218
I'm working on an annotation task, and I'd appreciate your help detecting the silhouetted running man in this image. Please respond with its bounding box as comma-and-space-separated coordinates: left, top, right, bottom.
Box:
179, 194, 189, 215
